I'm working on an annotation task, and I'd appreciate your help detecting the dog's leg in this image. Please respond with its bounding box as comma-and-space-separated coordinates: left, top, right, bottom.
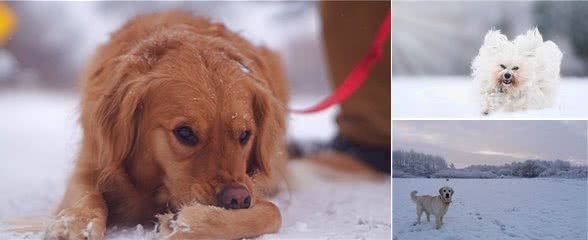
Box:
157, 199, 281, 239
45, 172, 107, 240
435, 215, 442, 230
482, 96, 491, 115
426, 212, 430, 222
416, 206, 422, 224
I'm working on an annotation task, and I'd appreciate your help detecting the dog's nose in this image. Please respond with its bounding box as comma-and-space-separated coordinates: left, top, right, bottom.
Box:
503, 72, 512, 80
217, 185, 251, 209
446, 194, 450, 198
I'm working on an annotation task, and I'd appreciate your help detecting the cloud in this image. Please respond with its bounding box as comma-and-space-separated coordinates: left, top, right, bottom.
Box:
474, 150, 529, 159
393, 120, 588, 166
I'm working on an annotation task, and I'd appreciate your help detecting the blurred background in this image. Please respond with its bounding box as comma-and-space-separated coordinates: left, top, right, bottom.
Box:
0, 1, 331, 95
393, 1, 588, 76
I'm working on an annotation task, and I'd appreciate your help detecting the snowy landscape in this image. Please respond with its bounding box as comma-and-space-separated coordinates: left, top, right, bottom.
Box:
393, 149, 588, 179
393, 178, 588, 240
0, 91, 391, 239
393, 76, 588, 118
393, 121, 588, 240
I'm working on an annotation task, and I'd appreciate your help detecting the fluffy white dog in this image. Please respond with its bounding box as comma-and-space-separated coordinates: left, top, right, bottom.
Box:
471, 28, 563, 115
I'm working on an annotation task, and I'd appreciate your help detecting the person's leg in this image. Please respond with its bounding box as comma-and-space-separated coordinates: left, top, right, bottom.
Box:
320, 1, 391, 173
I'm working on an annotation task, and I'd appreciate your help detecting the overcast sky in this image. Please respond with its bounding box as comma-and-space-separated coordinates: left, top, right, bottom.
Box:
393, 121, 587, 168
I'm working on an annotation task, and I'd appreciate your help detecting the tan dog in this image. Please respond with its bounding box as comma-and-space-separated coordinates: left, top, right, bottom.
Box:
44, 10, 288, 240
410, 186, 454, 229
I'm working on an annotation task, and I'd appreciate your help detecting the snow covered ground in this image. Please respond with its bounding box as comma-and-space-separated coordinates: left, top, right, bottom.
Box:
393, 178, 588, 240
0, 91, 391, 239
393, 76, 588, 118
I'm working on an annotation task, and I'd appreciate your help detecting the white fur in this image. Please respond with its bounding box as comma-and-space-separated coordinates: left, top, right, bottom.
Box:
471, 28, 563, 115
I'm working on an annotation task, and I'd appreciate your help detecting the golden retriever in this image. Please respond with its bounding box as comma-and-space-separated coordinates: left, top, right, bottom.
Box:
44, 10, 288, 240
410, 187, 454, 229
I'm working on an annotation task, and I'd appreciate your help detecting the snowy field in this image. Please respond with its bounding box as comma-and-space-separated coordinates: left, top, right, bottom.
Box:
393, 178, 588, 240
0, 91, 391, 239
393, 76, 588, 118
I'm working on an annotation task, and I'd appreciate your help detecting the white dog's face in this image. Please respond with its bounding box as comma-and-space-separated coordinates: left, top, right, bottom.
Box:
439, 186, 454, 203
490, 49, 532, 90
472, 28, 544, 92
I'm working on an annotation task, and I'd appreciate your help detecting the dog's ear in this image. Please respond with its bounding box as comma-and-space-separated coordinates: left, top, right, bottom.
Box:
477, 29, 510, 58
483, 29, 508, 47
89, 35, 183, 188
439, 188, 443, 196
247, 84, 286, 180
514, 27, 543, 57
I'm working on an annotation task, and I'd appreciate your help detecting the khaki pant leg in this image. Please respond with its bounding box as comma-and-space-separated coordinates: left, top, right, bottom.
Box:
320, 1, 391, 147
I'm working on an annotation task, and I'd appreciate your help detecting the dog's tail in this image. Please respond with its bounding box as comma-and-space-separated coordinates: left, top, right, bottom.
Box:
410, 191, 418, 202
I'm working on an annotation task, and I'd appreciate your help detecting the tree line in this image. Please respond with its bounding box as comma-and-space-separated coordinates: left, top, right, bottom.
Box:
393, 149, 587, 178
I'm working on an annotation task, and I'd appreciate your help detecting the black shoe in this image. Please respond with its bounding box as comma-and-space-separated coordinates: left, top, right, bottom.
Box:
288, 135, 391, 175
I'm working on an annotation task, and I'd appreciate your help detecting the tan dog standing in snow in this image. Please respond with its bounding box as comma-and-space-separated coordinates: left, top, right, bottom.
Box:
410, 186, 454, 229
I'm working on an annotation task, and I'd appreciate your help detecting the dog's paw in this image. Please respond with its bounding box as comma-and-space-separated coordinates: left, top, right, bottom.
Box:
156, 204, 226, 239
157, 208, 205, 239
156, 213, 179, 238
482, 110, 489, 115
44, 208, 105, 240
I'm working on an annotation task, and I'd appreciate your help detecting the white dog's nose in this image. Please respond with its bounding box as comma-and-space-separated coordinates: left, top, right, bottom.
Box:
503, 72, 512, 80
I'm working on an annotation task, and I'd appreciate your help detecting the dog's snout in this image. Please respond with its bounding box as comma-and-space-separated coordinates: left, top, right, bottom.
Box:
502, 72, 513, 85
445, 193, 450, 198
217, 185, 251, 209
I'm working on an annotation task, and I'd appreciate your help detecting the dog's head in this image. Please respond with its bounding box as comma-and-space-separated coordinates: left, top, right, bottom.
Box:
88, 27, 285, 211
494, 61, 528, 89
438, 186, 454, 204
472, 28, 545, 92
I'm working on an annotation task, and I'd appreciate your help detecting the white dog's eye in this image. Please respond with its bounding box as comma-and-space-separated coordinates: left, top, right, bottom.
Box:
512, 66, 519, 70
500, 64, 506, 69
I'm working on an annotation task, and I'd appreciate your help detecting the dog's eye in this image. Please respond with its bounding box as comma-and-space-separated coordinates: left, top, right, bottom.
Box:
500, 64, 506, 69
512, 66, 519, 70
174, 126, 198, 146
239, 130, 251, 145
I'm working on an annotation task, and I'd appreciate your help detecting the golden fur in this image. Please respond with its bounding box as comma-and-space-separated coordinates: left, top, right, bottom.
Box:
45, 11, 288, 240
410, 187, 454, 230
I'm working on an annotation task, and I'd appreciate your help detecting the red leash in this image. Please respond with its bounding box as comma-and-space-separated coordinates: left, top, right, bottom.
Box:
289, 8, 391, 114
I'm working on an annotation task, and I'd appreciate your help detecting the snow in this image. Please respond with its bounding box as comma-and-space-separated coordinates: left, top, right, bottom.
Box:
392, 76, 588, 118
393, 178, 588, 240
0, 91, 390, 239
